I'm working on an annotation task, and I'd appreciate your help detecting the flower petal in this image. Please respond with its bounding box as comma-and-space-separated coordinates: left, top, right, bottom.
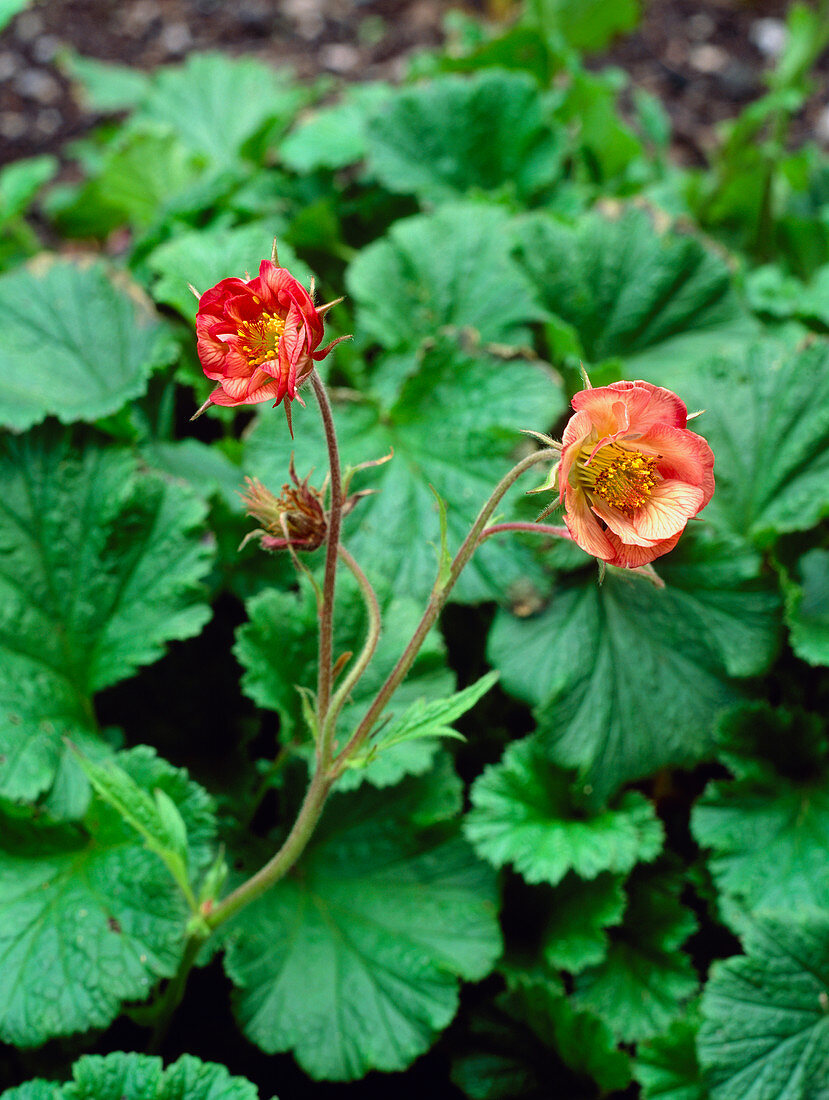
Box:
635, 425, 715, 506
564, 487, 615, 560
589, 498, 660, 547
633, 479, 705, 540
605, 530, 682, 568
573, 380, 688, 435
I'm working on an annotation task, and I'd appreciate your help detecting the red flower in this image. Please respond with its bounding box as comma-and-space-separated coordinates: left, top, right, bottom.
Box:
557, 380, 714, 568
193, 260, 345, 425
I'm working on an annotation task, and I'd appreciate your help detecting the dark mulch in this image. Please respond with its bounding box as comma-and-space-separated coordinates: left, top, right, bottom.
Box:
0, 1, 827, 170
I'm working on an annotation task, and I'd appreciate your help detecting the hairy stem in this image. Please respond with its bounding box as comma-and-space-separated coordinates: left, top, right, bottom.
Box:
205, 764, 334, 931
311, 371, 343, 752
320, 545, 382, 750
477, 521, 571, 546
332, 447, 559, 771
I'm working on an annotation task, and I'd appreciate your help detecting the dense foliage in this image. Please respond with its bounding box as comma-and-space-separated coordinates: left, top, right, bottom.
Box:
1, 2, 828, 1097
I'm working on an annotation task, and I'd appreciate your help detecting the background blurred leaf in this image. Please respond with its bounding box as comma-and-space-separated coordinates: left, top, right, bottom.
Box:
0, 261, 176, 431
365, 70, 564, 204
785, 548, 829, 666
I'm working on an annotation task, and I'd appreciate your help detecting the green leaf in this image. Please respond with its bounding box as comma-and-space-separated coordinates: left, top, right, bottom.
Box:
746, 264, 829, 329
692, 705, 829, 914
0, 434, 213, 804
356, 671, 499, 763
234, 574, 454, 788
50, 129, 205, 236
137, 53, 309, 165
0, 260, 176, 432
71, 751, 193, 898
0, 0, 29, 33
0, 156, 57, 226
146, 221, 310, 322
0, 747, 216, 1047
634, 1009, 706, 1100
1, 1051, 272, 1099
464, 735, 663, 885
244, 335, 564, 604
786, 549, 829, 666
487, 531, 780, 800
572, 865, 698, 1043
663, 342, 829, 545
59, 52, 152, 111
280, 83, 394, 172
528, 0, 640, 52
542, 872, 627, 972
500, 975, 632, 1092
699, 910, 829, 1100
346, 204, 548, 353
365, 70, 563, 204
512, 208, 757, 375
223, 777, 501, 1081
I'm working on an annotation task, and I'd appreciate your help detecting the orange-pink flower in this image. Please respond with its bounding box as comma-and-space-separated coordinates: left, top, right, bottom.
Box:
557, 380, 714, 568
194, 260, 344, 425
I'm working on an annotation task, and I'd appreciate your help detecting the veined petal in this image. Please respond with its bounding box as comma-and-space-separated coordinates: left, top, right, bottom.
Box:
633, 479, 705, 540
636, 424, 715, 504
606, 529, 682, 568
590, 498, 660, 547
564, 487, 615, 560
573, 380, 688, 435
213, 369, 281, 405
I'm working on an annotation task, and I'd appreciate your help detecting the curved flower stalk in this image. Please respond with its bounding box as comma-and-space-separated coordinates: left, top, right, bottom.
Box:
551, 379, 715, 568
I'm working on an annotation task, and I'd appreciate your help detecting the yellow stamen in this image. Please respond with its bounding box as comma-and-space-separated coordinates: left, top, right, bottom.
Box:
237, 313, 286, 368
578, 443, 659, 514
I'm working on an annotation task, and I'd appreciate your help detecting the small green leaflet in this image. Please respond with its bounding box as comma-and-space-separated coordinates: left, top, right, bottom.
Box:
280, 82, 394, 172
348, 671, 499, 769
223, 775, 501, 1081
0, 1051, 272, 1100
699, 910, 829, 1100
464, 734, 663, 885
0, 747, 216, 1047
70, 749, 194, 905
0, 260, 176, 431
542, 872, 627, 972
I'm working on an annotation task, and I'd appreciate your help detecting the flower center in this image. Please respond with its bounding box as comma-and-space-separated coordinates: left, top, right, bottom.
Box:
236, 313, 286, 368
578, 442, 659, 514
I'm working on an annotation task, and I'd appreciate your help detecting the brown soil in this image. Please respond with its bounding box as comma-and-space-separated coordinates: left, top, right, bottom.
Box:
0, 0, 826, 169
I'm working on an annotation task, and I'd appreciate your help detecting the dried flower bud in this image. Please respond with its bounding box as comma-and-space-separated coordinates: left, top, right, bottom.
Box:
239, 458, 328, 552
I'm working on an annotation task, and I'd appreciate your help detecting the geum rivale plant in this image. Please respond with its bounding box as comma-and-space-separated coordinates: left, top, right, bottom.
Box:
74, 245, 715, 1030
